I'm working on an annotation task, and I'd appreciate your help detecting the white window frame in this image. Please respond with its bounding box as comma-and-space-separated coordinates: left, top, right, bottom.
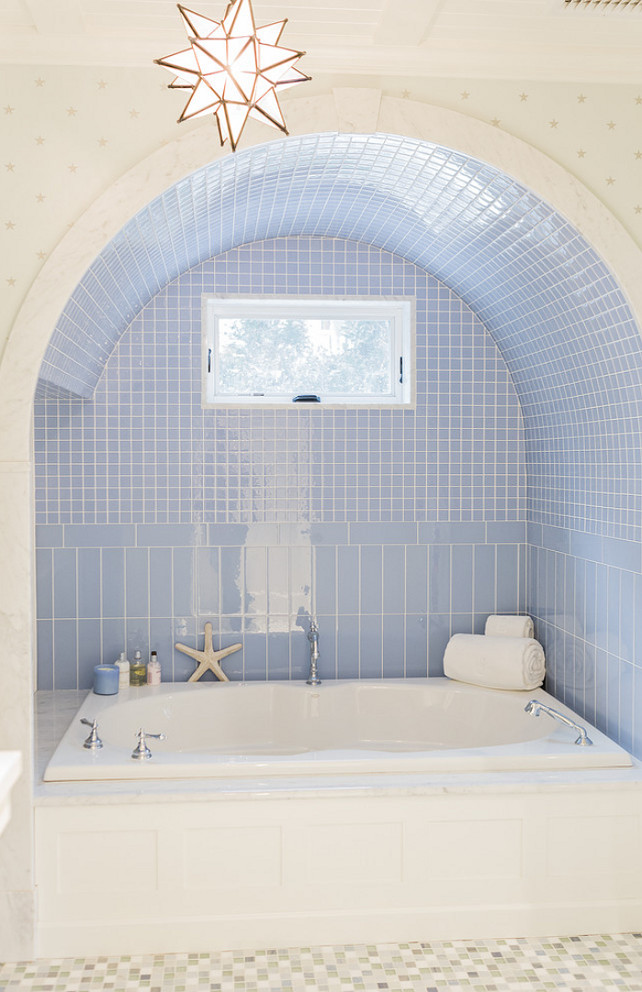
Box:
202, 295, 415, 408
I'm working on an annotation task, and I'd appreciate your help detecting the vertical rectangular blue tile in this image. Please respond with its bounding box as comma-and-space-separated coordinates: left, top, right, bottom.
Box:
126, 618, 149, 661
594, 647, 608, 732
173, 621, 197, 682
620, 568, 634, 665
53, 548, 77, 619
337, 546, 359, 615
101, 548, 125, 619
36, 549, 53, 620
125, 548, 149, 618
197, 548, 219, 615
289, 546, 312, 618
243, 631, 267, 680
222, 546, 244, 615
518, 545, 527, 613
360, 546, 382, 615
451, 546, 473, 614
619, 660, 634, 752
337, 614, 359, 679
149, 548, 172, 618
266, 547, 288, 616
635, 572, 642, 667
585, 560, 597, 644
314, 546, 336, 616
563, 554, 575, 636
244, 546, 267, 615
574, 557, 586, 642
37, 619, 53, 690
149, 618, 173, 681
428, 545, 451, 614
473, 545, 495, 617
405, 545, 427, 614
102, 617, 126, 669
53, 619, 77, 690
428, 614, 450, 678
545, 551, 556, 626
267, 628, 290, 680
172, 547, 194, 617
382, 614, 405, 678
607, 566, 621, 656
405, 614, 428, 678
77, 618, 101, 690
382, 546, 404, 615
77, 548, 101, 620
583, 641, 597, 727
594, 563, 608, 652
568, 636, 585, 718
359, 615, 382, 678
606, 654, 620, 742
496, 544, 518, 614
554, 554, 566, 632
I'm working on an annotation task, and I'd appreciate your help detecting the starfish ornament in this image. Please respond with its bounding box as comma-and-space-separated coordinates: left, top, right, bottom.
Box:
175, 622, 242, 681
155, 0, 310, 151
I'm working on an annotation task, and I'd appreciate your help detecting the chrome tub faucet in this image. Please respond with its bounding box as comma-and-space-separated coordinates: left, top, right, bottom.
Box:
306, 618, 321, 685
524, 699, 593, 746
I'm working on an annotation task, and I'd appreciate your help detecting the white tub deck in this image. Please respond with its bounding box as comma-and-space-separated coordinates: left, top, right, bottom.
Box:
42, 678, 631, 782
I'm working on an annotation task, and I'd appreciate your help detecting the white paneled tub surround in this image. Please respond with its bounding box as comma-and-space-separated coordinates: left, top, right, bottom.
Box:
43, 678, 631, 782
34, 683, 642, 957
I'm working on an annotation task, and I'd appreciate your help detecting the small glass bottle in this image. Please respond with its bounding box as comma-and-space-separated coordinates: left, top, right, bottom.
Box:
129, 649, 147, 687
147, 650, 161, 686
115, 650, 130, 690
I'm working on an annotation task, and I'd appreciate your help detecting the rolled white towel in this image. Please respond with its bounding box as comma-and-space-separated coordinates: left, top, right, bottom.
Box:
484, 614, 534, 639
443, 633, 545, 691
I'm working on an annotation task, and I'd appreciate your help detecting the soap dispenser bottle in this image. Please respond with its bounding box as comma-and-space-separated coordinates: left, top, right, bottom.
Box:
115, 650, 130, 690
129, 649, 147, 687
147, 650, 161, 686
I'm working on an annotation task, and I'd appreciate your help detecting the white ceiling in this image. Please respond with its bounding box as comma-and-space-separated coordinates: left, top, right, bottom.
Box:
1, 0, 642, 80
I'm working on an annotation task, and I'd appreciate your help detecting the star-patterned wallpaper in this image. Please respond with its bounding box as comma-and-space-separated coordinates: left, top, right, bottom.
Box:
3, 65, 642, 358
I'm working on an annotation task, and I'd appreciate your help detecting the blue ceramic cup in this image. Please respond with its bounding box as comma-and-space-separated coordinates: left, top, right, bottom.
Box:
93, 664, 119, 695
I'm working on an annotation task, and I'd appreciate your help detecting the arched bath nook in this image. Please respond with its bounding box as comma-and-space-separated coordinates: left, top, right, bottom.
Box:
3, 90, 642, 959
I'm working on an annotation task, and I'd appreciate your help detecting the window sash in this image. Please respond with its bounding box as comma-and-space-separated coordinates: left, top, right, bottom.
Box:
203, 296, 413, 407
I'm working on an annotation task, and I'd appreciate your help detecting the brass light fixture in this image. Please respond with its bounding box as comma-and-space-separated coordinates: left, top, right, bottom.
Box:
155, 0, 310, 151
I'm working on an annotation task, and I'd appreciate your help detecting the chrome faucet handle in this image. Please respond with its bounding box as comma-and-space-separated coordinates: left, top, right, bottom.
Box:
131, 727, 167, 761
80, 718, 103, 750
524, 699, 593, 746
308, 616, 319, 634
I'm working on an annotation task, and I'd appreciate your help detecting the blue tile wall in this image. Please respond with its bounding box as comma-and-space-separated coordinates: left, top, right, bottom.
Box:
527, 526, 642, 756
35, 521, 526, 689
37, 132, 642, 544
33, 235, 527, 688
34, 238, 525, 527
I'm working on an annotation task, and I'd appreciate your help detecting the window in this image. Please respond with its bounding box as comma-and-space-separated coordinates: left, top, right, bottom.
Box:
203, 296, 414, 406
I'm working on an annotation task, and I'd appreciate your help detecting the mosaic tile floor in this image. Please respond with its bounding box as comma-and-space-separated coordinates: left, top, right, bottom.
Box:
1, 934, 641, 992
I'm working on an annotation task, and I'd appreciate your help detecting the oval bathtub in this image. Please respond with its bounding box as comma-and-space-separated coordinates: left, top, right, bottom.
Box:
43, 677, 632, 781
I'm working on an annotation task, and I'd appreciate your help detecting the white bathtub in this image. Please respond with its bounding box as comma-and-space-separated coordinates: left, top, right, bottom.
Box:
43, 677, 632, 781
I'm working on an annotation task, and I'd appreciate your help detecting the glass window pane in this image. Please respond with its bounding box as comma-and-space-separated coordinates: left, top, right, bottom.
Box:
217, 317, 393, 396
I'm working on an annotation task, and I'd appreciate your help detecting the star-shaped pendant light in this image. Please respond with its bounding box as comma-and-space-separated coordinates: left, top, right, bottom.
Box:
155, 0, 310, 151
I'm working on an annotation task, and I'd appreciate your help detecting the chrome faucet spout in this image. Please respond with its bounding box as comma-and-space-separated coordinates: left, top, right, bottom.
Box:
306, 618, 321, 685
524, 699, 593, 746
